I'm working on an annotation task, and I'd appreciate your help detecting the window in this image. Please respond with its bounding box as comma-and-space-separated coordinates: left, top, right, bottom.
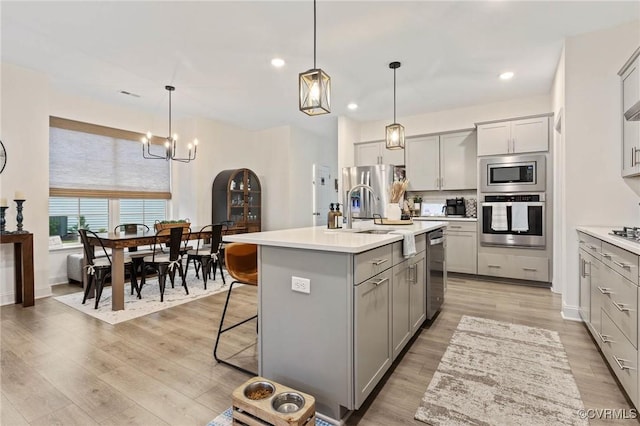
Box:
49, 117, 170, 244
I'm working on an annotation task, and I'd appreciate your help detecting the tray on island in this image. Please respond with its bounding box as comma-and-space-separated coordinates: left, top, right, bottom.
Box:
373, 217, 413, 225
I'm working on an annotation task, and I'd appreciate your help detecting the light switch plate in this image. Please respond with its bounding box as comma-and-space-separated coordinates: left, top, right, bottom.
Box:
291, 276, 311, 294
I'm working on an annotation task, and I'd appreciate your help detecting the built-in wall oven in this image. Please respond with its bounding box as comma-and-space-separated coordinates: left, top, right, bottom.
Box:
480, 193, 546, 248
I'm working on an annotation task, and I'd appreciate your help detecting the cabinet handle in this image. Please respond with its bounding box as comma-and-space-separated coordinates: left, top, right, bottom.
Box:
599, 252, 612, 259
580, 258, 585, 278
449, 225, 462, 229
522, 267, 537, 272
597, 286, 612, 295
440, 178, 444, 188
613, 356, 635, 371
488, 264, 501, 268
613, 301, 630, 312
632, 148, 637, 167
613, 260, 631, 270
371, 258, 389, 266
597, 331, 612, 344
587, 244, 598, 251
370, 277, 389, 287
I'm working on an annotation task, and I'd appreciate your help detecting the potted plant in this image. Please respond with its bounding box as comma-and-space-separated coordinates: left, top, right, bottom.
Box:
154, 219, 191, 232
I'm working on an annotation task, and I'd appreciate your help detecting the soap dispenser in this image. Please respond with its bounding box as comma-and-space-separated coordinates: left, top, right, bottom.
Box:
327, 203, 336, 229
335, 203, 343, 229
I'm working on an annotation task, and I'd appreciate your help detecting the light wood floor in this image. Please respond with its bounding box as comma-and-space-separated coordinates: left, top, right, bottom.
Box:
0, 275, 634, 425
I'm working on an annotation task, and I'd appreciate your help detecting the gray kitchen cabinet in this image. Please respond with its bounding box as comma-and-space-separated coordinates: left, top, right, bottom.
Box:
391, 259, 411, 359
476, 115, 550, 156
354, 267, 392, 408
576, 229, 640, 410
619, 49, 640, 177
409, 252, 426, 333
354, 141, 404, 166
478, 252, 549, 282
445, 221, 477, 274
406, 130, 477, 191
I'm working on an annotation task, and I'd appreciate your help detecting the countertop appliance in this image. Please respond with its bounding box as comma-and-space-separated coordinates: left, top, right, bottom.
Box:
480, 154, 546, 193
611, 226, 640, 243
426, 229, 445, 320
342, 164, 396, 219
445, 198, 466, 217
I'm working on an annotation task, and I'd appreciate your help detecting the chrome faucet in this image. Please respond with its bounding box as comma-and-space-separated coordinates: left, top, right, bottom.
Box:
346, 184, 379, 229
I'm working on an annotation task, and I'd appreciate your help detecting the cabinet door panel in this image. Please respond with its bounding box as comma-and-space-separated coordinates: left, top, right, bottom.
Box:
355, 142, 381, 166
511, 116, 549, 153
440, 131, 477, 190
622, 60, 640, 176
406, 136, 439, 191
382, 145, 405, 166
477, 122, 510, 156
392, 262, 411, 360
445, 231, 477, 274
409, 253, 426, 332
578, 250, 591, 324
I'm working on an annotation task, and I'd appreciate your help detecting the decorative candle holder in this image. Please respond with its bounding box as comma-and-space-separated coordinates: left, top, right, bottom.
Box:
14, 199, 28, 234
0, 206, 9, 234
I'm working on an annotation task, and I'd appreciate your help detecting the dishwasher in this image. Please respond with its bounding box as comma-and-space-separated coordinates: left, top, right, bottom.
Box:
426, 229, 446, 320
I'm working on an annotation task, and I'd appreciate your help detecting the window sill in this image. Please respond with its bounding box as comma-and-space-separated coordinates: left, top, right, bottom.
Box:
49, 243, 82, 252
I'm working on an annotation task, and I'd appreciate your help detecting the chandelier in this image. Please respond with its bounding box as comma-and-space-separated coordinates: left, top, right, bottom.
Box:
299, 0, 331, 115
385, 61, 405, 150
141, 85, 198, 163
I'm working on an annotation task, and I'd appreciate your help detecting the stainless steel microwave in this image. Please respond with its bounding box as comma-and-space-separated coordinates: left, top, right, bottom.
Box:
480, 154, 546, 193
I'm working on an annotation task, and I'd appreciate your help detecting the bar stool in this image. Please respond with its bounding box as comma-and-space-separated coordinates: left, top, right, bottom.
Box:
213, 242, 258, 375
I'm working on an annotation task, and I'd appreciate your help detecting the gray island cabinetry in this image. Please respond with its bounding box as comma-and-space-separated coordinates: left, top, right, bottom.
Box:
224, 222, 444, 423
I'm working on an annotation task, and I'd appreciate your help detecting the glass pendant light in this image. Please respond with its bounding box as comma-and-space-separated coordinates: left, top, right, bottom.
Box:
299, 0, 331, 115
385, 61, 405, 150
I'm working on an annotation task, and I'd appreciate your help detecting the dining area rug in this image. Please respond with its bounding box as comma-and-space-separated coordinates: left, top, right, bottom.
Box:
415, 316, 587, 426
54, 270, 233, 325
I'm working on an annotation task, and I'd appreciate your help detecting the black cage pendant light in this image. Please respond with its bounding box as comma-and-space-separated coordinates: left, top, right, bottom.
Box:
299, 0, 331, 115
141, 85, 198, 163
385, 61, 405, 150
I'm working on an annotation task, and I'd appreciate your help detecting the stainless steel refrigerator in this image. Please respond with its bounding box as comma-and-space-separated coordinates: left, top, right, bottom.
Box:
342, 164, 400, 219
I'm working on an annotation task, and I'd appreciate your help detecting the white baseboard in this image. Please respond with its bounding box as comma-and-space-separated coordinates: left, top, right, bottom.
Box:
561, 304, 582, 322
0, 288, 53, 306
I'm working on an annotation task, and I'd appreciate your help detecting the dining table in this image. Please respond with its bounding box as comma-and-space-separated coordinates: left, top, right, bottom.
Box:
86, 226, 213, 311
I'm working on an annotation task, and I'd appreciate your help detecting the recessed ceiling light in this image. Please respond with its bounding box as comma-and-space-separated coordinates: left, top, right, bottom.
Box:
499, 71, 514, 80
271, 58, 285, 68
347, 103, 358, 110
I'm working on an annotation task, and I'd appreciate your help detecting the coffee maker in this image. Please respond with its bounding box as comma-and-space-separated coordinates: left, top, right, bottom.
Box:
445, 198, 466, 217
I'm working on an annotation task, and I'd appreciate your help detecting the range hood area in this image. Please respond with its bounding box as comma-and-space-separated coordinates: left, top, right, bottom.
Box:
625, 100, 640, 121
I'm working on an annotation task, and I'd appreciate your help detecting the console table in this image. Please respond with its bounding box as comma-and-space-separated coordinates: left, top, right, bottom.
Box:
0, 233, 35, 307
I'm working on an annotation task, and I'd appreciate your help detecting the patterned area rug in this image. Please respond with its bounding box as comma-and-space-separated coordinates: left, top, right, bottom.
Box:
54, 269, 235, 324
415, 316, 587, 426
207, 407, 333, 426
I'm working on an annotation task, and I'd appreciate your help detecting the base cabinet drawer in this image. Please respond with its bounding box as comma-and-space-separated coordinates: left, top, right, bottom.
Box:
355, 244, 393, 284
478, 252, 549, 282
599, 266, 638, 348
601, 241, 639, 285
600, 310, 638, 405
445, 230, 477, 274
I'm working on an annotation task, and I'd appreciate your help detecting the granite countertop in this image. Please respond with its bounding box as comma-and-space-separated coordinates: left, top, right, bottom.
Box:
223, 221, 447, 254
414, 216, 477, 222
576, 226, 640, 256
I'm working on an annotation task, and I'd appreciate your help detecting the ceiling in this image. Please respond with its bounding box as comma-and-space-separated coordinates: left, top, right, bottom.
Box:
2, 1, 639, 137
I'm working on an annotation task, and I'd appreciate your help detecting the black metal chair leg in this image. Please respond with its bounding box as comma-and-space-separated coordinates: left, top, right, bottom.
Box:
82, 274, 95, 305
201, 257, 212, 290
94, 272, 107, 310
213, 281, 257, 375
179, 264, 188, 295
158, 266, 167, 302
218, 260, 226, 285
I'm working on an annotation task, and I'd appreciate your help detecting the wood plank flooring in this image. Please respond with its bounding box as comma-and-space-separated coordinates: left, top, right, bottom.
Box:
1, 275, 634, 425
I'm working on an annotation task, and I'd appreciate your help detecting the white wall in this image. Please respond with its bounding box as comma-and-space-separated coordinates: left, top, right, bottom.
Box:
337, 116, 360, 199
0, 63, 51, 302
559, 20, 640, 320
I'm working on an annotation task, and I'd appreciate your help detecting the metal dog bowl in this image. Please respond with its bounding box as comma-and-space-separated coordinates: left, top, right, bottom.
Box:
243, 380, 275, 400
271, 392, 305, 413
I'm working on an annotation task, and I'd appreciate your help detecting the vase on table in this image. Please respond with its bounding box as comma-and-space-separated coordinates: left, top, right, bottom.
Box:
386, 203, 401, 220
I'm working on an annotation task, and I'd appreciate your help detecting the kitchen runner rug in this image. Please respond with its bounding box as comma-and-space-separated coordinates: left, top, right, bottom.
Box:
415, 315, 587, 426
207, 407, 333, 426
54, 269, 235, 325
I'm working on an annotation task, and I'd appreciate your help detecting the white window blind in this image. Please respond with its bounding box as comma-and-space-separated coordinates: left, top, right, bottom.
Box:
120, 199, 167, 229
49, 117, 170, 199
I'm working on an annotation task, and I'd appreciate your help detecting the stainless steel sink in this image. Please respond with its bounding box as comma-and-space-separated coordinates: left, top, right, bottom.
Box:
356, 229, 392, 234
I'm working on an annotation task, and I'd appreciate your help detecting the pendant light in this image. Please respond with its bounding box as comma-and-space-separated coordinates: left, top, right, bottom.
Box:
141, 85, 198, 163
299, 0, 331, 115
385, 61, 405, 150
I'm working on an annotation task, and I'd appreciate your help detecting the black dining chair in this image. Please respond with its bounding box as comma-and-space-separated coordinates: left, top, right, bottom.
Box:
114, 223, 153, 298
142, 227, 188, 302
185, 224, 226, 289
79, 229, 136, 309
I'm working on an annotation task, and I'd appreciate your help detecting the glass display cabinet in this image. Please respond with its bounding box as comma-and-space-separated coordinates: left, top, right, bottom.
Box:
212, 168, 261, 233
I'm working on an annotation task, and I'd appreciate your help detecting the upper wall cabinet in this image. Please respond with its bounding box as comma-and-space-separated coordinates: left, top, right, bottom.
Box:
406, 130, 477, 191
476, 115, 550, 156
354, 141, 405, 166
619, 47, 640, 177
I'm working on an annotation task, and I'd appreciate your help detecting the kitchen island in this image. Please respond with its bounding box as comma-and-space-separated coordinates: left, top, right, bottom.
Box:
224, 221, 446, 423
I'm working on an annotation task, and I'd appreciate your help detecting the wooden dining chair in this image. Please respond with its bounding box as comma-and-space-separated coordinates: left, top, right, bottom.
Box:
79, 229, 135, 309
114, 223, 153, 298
142, 227, 188, 302
185, 224, 225, 289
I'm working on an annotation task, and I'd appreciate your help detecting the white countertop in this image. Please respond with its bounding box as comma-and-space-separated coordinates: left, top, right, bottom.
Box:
414, 216, 477, 222
224, 221, 447, 253
576, 226, 640, 256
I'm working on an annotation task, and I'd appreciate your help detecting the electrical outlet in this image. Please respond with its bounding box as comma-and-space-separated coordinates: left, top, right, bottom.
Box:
291, 276, 311, 294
